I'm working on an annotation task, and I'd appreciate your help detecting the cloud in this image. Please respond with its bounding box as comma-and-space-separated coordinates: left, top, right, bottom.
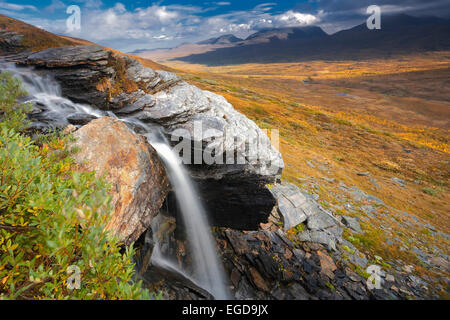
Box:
277, 10, 318, 26
27, 2, 319, 51
74, 0, 103, 9
7, 0, 449, 52
0, 1, 37, 11
44, 0, 66, 14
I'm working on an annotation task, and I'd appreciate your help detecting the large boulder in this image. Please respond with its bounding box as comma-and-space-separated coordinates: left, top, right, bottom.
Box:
70, 117, 169, 245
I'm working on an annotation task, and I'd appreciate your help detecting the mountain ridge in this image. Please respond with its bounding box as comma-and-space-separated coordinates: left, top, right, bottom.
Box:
169, 14, 450, 65
198, 34, 243, 45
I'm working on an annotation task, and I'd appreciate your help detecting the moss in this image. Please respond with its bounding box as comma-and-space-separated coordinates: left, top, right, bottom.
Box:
104, 55, 141, 99
325, 282, 335, 291
295, 223, 305, 233
342, 245, 356, 255
422, 187, 437, 197
354, 265, 370, 279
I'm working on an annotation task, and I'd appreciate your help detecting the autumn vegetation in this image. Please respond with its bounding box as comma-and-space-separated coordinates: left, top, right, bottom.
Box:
0, 72, 150, 299
168, 53, 449, 283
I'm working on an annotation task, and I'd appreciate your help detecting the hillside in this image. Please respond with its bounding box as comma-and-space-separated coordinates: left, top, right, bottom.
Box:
198, 34, 243, 45
0, 14, 170, 72
172, 52, 450, 297
0, 14, 76, 52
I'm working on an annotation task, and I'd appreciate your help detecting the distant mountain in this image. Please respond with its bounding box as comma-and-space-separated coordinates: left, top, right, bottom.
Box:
175, 14, 450, 66
198, 34, 243, 45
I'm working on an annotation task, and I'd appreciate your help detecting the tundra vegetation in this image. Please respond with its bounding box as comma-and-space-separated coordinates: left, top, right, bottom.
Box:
171, 53, 449, 290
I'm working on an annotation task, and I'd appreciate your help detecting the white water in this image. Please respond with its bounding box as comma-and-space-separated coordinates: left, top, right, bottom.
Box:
149, 141, 228, 299
2, 64, 229, 299
3, 65, 104, 123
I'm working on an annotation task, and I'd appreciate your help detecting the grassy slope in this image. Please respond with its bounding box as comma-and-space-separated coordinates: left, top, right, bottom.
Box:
168, 54, 449, 287
0, 14, 76, 51
0, 14, 171, 72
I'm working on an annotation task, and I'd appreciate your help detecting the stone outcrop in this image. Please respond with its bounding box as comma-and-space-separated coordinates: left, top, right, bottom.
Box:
0, 31, 24, 53
7, 45, 284, 230
22, 46, 115, 109
70, 116, 169, 245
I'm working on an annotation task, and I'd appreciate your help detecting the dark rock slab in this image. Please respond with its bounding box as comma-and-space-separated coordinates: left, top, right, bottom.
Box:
67, 112, 97, 125
25, 45, 110, 67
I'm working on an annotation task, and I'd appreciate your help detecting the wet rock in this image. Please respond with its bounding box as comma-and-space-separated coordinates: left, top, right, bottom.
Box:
70, 117, 169, 245
230, 268, 241, 287
249, 267, 270, 292
287, 283, 311, 300
67, 112, 97, 125
225, 229, 249, 255
114, 91, 156, 115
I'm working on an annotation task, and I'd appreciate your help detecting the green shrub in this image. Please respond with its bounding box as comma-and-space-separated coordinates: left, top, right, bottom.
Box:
0, 71, 150, 300
422, 187, 437, 197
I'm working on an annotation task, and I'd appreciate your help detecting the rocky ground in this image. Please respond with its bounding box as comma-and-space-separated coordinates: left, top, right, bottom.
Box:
135, 181, 446, 300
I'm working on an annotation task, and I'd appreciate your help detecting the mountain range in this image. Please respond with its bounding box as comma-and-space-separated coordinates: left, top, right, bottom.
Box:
138, 14, 450, 65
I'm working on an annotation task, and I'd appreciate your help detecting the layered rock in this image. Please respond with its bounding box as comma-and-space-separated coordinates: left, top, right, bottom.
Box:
20, 46, 115, 108
9, 45, 284, 229
0, 31, 24, 53
70, 116, 169, 245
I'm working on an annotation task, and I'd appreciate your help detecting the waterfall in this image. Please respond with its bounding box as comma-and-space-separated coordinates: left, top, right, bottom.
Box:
1, 64, 229, 300
148, 140, 229, 300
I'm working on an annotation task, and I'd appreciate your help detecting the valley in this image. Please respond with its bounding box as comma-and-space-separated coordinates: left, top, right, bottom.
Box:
156, 52, 450, 296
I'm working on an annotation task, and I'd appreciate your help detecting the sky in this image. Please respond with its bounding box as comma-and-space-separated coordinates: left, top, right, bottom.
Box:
1, 0, 449, 52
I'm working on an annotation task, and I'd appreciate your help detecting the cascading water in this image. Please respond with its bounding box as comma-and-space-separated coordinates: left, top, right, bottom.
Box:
1, 64, 229, 299
3, 65, 104, 123
148, 139, 229, 300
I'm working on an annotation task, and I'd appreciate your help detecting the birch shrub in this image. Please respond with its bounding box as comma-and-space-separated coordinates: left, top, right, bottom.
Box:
0, 71, 150, 300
